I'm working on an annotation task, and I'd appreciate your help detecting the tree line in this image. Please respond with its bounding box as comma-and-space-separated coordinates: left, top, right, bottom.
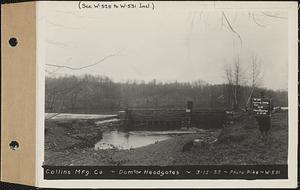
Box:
45, 74, 287, 114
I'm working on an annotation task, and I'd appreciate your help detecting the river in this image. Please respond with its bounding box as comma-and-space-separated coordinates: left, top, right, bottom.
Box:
94, 130, 199, 150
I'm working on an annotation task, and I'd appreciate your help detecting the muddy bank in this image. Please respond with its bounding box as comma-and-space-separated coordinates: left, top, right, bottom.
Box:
45, 112, 288, 166
45, 118, 119, 151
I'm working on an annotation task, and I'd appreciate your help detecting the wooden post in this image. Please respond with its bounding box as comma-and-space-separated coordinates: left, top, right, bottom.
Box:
186, 101, 193, 129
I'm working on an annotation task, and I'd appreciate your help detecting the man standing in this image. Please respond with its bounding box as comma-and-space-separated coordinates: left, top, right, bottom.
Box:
252, 91, 272, 142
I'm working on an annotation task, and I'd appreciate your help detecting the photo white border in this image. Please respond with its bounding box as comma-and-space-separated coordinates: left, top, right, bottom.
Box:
36, 1, 298, 188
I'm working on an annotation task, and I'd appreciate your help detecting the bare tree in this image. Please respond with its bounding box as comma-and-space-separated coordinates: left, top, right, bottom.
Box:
232, 57, 243, 110
224, 64, 234, 108
245, 54, 263, 108
224, 56, 244, 110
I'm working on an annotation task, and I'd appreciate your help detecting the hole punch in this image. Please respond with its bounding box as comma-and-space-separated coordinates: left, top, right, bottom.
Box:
9, 141, 19, 150
9, 37, 18, 47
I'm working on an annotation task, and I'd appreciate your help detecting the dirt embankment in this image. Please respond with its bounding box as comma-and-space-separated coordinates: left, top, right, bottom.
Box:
45, 118, 118, 151
45, 112, 288, 166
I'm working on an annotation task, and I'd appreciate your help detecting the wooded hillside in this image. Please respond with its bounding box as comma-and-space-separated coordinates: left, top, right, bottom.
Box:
45, 75, 288, 114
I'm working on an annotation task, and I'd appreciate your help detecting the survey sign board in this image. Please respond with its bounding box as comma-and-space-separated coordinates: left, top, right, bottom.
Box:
252, 98, 271, 117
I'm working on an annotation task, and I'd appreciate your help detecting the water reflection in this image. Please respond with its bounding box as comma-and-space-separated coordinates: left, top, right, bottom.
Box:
94, 130, 173, 150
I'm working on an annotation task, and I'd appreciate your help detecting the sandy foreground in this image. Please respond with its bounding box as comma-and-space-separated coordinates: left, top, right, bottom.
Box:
44, 112, 288, 166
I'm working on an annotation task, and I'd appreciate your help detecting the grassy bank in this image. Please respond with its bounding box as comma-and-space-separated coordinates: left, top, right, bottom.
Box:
45, 112, 288, 166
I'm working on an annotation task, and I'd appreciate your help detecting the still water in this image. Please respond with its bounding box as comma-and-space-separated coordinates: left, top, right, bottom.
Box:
94, 130, 193, 150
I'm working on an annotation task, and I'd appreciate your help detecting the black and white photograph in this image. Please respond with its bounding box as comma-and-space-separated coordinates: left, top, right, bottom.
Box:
38, 1, 296, 184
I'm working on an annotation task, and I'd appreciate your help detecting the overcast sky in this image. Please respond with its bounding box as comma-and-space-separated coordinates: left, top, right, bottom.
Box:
38, 1, 289, 90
